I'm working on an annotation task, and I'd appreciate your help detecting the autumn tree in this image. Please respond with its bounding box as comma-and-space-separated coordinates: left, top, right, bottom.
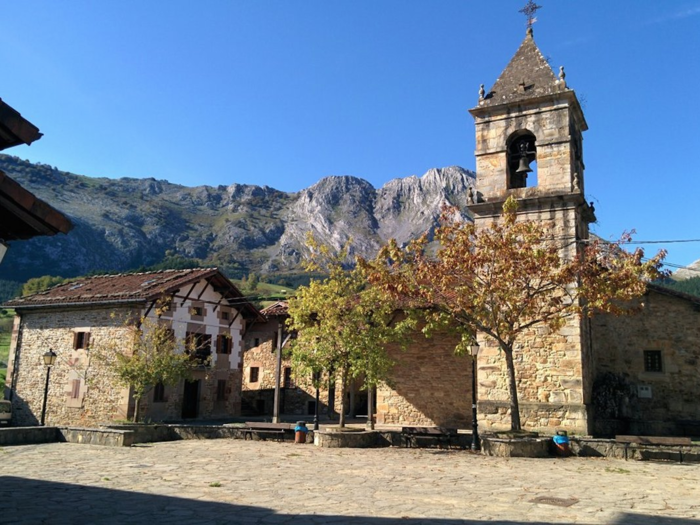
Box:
361, 197, 665, 431
287, 237, 413, 428
94, 314, 195, 422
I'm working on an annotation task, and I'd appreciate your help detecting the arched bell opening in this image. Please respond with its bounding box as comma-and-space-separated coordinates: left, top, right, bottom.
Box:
507, 130, 537, 189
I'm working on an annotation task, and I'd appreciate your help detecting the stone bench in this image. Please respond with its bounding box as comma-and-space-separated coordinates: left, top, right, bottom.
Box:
401, 426, 460, 449
615, 435, 694, 462
242, 422, 293, 441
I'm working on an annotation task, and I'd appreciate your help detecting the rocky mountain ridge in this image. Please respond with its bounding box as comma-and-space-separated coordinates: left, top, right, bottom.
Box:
0, 155, 474, 283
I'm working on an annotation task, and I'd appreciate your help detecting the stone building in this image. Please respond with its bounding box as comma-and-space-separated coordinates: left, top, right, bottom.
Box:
466, 27, 700, 437
242, 302, 471, 428
590, 285, 700, 437
4, 268, 263, 426
242, 27, 700, 438
467, 26, 595, 435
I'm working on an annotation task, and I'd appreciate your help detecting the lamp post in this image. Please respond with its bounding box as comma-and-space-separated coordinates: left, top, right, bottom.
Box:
470, 342, 480, 451
313, 385, 320, 431
312, 370, 320, 430
40, 349, 57, 426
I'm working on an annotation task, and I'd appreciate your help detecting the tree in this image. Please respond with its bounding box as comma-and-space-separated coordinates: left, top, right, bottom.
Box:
94, 313, 195, 422
22, 275, 66, 296
287, 237, 413, 428
361, 197, 665, 431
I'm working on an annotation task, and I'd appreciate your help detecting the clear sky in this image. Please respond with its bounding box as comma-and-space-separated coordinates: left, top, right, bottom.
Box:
2, 1, 699, 268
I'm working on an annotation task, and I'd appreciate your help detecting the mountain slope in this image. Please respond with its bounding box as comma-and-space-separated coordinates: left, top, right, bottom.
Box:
0, 154, 474, 282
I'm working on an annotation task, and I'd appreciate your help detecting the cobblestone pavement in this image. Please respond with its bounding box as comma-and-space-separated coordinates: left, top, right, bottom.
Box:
1, 439, 699, 524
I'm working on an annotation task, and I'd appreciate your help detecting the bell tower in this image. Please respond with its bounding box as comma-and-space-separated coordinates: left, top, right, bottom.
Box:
467, 24, 596, 435
468, 25, 595, 252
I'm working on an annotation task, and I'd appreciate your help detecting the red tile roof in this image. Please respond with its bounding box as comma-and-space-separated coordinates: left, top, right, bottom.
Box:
4, 268, 263, 319
261, 301, 288, 318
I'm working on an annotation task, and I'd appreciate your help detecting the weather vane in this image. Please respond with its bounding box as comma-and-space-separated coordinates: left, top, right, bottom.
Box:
519, 0, 542, 28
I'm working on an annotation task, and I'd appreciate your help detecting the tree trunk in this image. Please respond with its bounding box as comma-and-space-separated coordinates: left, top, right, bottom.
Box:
338, 368, 348, 428
502, 345, 521, 431
133, 395, 141, 423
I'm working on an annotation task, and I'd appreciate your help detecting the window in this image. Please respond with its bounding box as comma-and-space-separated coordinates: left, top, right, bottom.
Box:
249, 366, 260, 383
217, 334, 231, 354
163, 328, 175, 342
70, 379, 81, 399
644, 350, 663, 373
221, 311, 230, 321
216, 380, 227, 402
153, 382, 165, 403
186, 332, 212, 365
283, 367, 294, 389
73, 331, 90, 350
191, 306, 204, 317
507, 130, 537, 189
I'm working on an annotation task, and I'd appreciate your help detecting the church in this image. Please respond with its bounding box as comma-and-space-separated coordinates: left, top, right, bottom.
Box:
243, 23, 700, 438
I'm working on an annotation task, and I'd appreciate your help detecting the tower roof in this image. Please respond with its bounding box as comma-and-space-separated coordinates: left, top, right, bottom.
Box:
482, 29, 563, 107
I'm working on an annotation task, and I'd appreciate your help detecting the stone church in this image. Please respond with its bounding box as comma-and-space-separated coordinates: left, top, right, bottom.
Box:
243, 27, 700, 438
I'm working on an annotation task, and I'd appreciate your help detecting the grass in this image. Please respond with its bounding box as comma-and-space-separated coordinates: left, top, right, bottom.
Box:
208, 482, 222, 488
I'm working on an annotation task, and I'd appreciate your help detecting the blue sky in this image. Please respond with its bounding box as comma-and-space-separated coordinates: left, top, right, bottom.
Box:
2, 1, 699, 268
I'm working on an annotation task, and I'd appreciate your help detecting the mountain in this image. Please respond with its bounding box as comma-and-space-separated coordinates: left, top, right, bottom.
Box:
0, 155, 474, 284
672, 259, 700, 281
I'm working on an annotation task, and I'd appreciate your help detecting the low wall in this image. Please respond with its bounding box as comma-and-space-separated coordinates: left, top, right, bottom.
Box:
572, 438, 700, 463
314, 429, 384, 448
0, 426, 59, 446
480, 436, 550, 458
59, 427, 135, 447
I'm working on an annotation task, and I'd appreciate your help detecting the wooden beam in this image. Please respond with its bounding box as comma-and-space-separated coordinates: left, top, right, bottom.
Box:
137, 300, 157, 328
180, 282, 198, 307
212, 296, 224, 313
196, 278, 211, 300
228, 308, 242, 329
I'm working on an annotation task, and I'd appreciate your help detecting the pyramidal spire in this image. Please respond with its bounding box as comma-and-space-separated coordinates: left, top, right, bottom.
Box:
480, 28, 565, 106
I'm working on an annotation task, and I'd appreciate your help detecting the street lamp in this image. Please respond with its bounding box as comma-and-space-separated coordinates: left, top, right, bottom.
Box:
312, 370, 320, 431
40, 349, 57, 426
470, 342, 480, 451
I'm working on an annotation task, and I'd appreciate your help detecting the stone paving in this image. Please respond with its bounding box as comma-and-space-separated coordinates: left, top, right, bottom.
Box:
1, 439, 699, 524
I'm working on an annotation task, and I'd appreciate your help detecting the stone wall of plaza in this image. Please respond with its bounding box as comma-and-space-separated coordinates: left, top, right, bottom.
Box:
5, 307, 133, 427
6, 278, 248, 426
377, 331, 472, 428
590, 289, 700, 436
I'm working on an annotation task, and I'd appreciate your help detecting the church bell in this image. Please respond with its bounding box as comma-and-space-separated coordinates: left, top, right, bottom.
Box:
515, 155, 533, 175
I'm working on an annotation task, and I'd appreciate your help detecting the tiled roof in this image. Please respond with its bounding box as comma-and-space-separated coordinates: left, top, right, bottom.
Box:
4, 268, 262, 319
261, 301, 288, 318
1, 170, 73, 241
481, 29, 563, 107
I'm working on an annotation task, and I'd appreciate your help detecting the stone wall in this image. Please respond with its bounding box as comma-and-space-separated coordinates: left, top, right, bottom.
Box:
242, 321, 333, 418
377, 331, 471, 428
472, 95, 585, 197
470, 202, 591, 435
590, 289, 700, 436
6, 307, 133, 427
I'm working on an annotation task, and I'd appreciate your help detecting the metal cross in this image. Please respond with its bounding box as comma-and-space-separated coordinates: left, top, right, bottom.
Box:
519, 0, 542, 28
